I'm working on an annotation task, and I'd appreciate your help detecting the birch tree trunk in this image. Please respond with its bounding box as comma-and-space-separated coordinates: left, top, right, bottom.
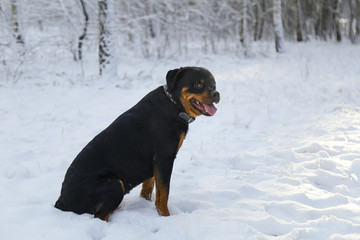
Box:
273, 0, 285, 53
78, 0, 89, 61
98, 0, 117, 80
241, 0, 249, 56
349, 0, 357, 43
11, 0, 24, 44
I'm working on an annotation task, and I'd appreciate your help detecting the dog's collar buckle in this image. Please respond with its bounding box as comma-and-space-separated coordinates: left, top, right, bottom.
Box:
179, 112, 195, 123
163, 85, 195, 124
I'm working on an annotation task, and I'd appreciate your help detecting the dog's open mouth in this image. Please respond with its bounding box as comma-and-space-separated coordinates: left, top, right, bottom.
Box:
190, 98, 217, 116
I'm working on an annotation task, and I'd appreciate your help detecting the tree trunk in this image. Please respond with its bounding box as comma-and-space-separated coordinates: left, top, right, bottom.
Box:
258, 0, 266, 40
349, 0, 356, 43
333, 0, 342, 42
253, 0, 266, 41
99, 0, 108, 75
240, 0, 250, 56
78, 0, 89, 61
356, 0, 360, 41
11, 0, 24, 44
241, 0, 248, 46
273, 0, 285, 53
254, 1, 259, 41
321, 0, 331, 40
98, 0, 117, 79
315, 0, 329, 40
295, 0, 304, 42
314, 1, 322, 37
145, 0, 156, 39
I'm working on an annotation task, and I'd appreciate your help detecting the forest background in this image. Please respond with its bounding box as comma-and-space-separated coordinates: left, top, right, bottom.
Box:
0, 0, 359, 84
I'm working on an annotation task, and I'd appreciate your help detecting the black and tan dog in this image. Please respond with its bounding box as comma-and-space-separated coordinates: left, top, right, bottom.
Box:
55, 67, 220, 221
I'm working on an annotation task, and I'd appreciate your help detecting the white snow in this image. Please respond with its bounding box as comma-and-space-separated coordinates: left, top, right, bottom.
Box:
1, 41, 360, 239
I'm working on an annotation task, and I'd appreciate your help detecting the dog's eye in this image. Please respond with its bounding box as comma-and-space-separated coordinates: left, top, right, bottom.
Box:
194, 82, 203, 89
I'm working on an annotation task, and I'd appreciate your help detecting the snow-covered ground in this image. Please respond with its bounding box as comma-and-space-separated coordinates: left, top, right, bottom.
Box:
1, 42, 360, 239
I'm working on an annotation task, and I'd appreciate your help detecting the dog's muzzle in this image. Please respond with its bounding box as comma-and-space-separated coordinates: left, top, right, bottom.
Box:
211, 90, 220, 104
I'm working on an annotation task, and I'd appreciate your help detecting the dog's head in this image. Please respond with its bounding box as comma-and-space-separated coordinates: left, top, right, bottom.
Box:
166, 67, 220, 118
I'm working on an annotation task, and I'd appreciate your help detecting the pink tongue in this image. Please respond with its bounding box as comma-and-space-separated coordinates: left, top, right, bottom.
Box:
204, 103, 217, 116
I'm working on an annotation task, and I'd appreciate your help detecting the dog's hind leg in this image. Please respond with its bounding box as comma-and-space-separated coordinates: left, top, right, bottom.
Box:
93, 179, 125, 221
140, 177, 155, 201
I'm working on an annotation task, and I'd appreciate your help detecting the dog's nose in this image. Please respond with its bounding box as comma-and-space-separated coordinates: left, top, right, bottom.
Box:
211, 91, 220, 104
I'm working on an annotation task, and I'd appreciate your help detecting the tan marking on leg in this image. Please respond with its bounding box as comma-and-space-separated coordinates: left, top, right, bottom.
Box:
155, 182, 170, 216
140, 177, 155, 201
104, 209, 116, 222
119, 180, 125, 193
154, 170, 170, 216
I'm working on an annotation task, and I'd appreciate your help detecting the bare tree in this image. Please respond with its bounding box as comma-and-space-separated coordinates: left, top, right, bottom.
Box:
253, 0, 266, 41
295, 0, 304, 41
145, 0, 156, 39
356, 0, 360, 42
348, 0, 360, 43
333, 0, 342, 42
99, 0, 108, 75
316, 0, 338, 41
10, 0, 24, 44
258, 0, 267, 41
98, 0, 117, 79
253, 0, 260, 41
78, 0, 89, 60
241, 0, 249, 55
273, 0, 285, 53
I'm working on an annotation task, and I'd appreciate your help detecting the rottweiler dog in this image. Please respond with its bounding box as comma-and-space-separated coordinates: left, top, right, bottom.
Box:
55, 67, 220, 221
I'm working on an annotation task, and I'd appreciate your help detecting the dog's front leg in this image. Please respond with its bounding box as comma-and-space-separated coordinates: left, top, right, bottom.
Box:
153, 154, 174, 216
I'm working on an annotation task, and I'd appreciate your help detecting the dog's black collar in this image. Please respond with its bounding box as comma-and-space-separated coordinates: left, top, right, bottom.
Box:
179, 112, 195, 123
163, 85, 177, 105
163, 85, 195, 124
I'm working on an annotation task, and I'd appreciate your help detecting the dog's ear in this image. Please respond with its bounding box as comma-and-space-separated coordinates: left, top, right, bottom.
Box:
166, 68, 184, 91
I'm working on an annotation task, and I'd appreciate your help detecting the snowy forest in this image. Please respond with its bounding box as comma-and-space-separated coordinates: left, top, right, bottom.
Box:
1, 0, 360, 82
